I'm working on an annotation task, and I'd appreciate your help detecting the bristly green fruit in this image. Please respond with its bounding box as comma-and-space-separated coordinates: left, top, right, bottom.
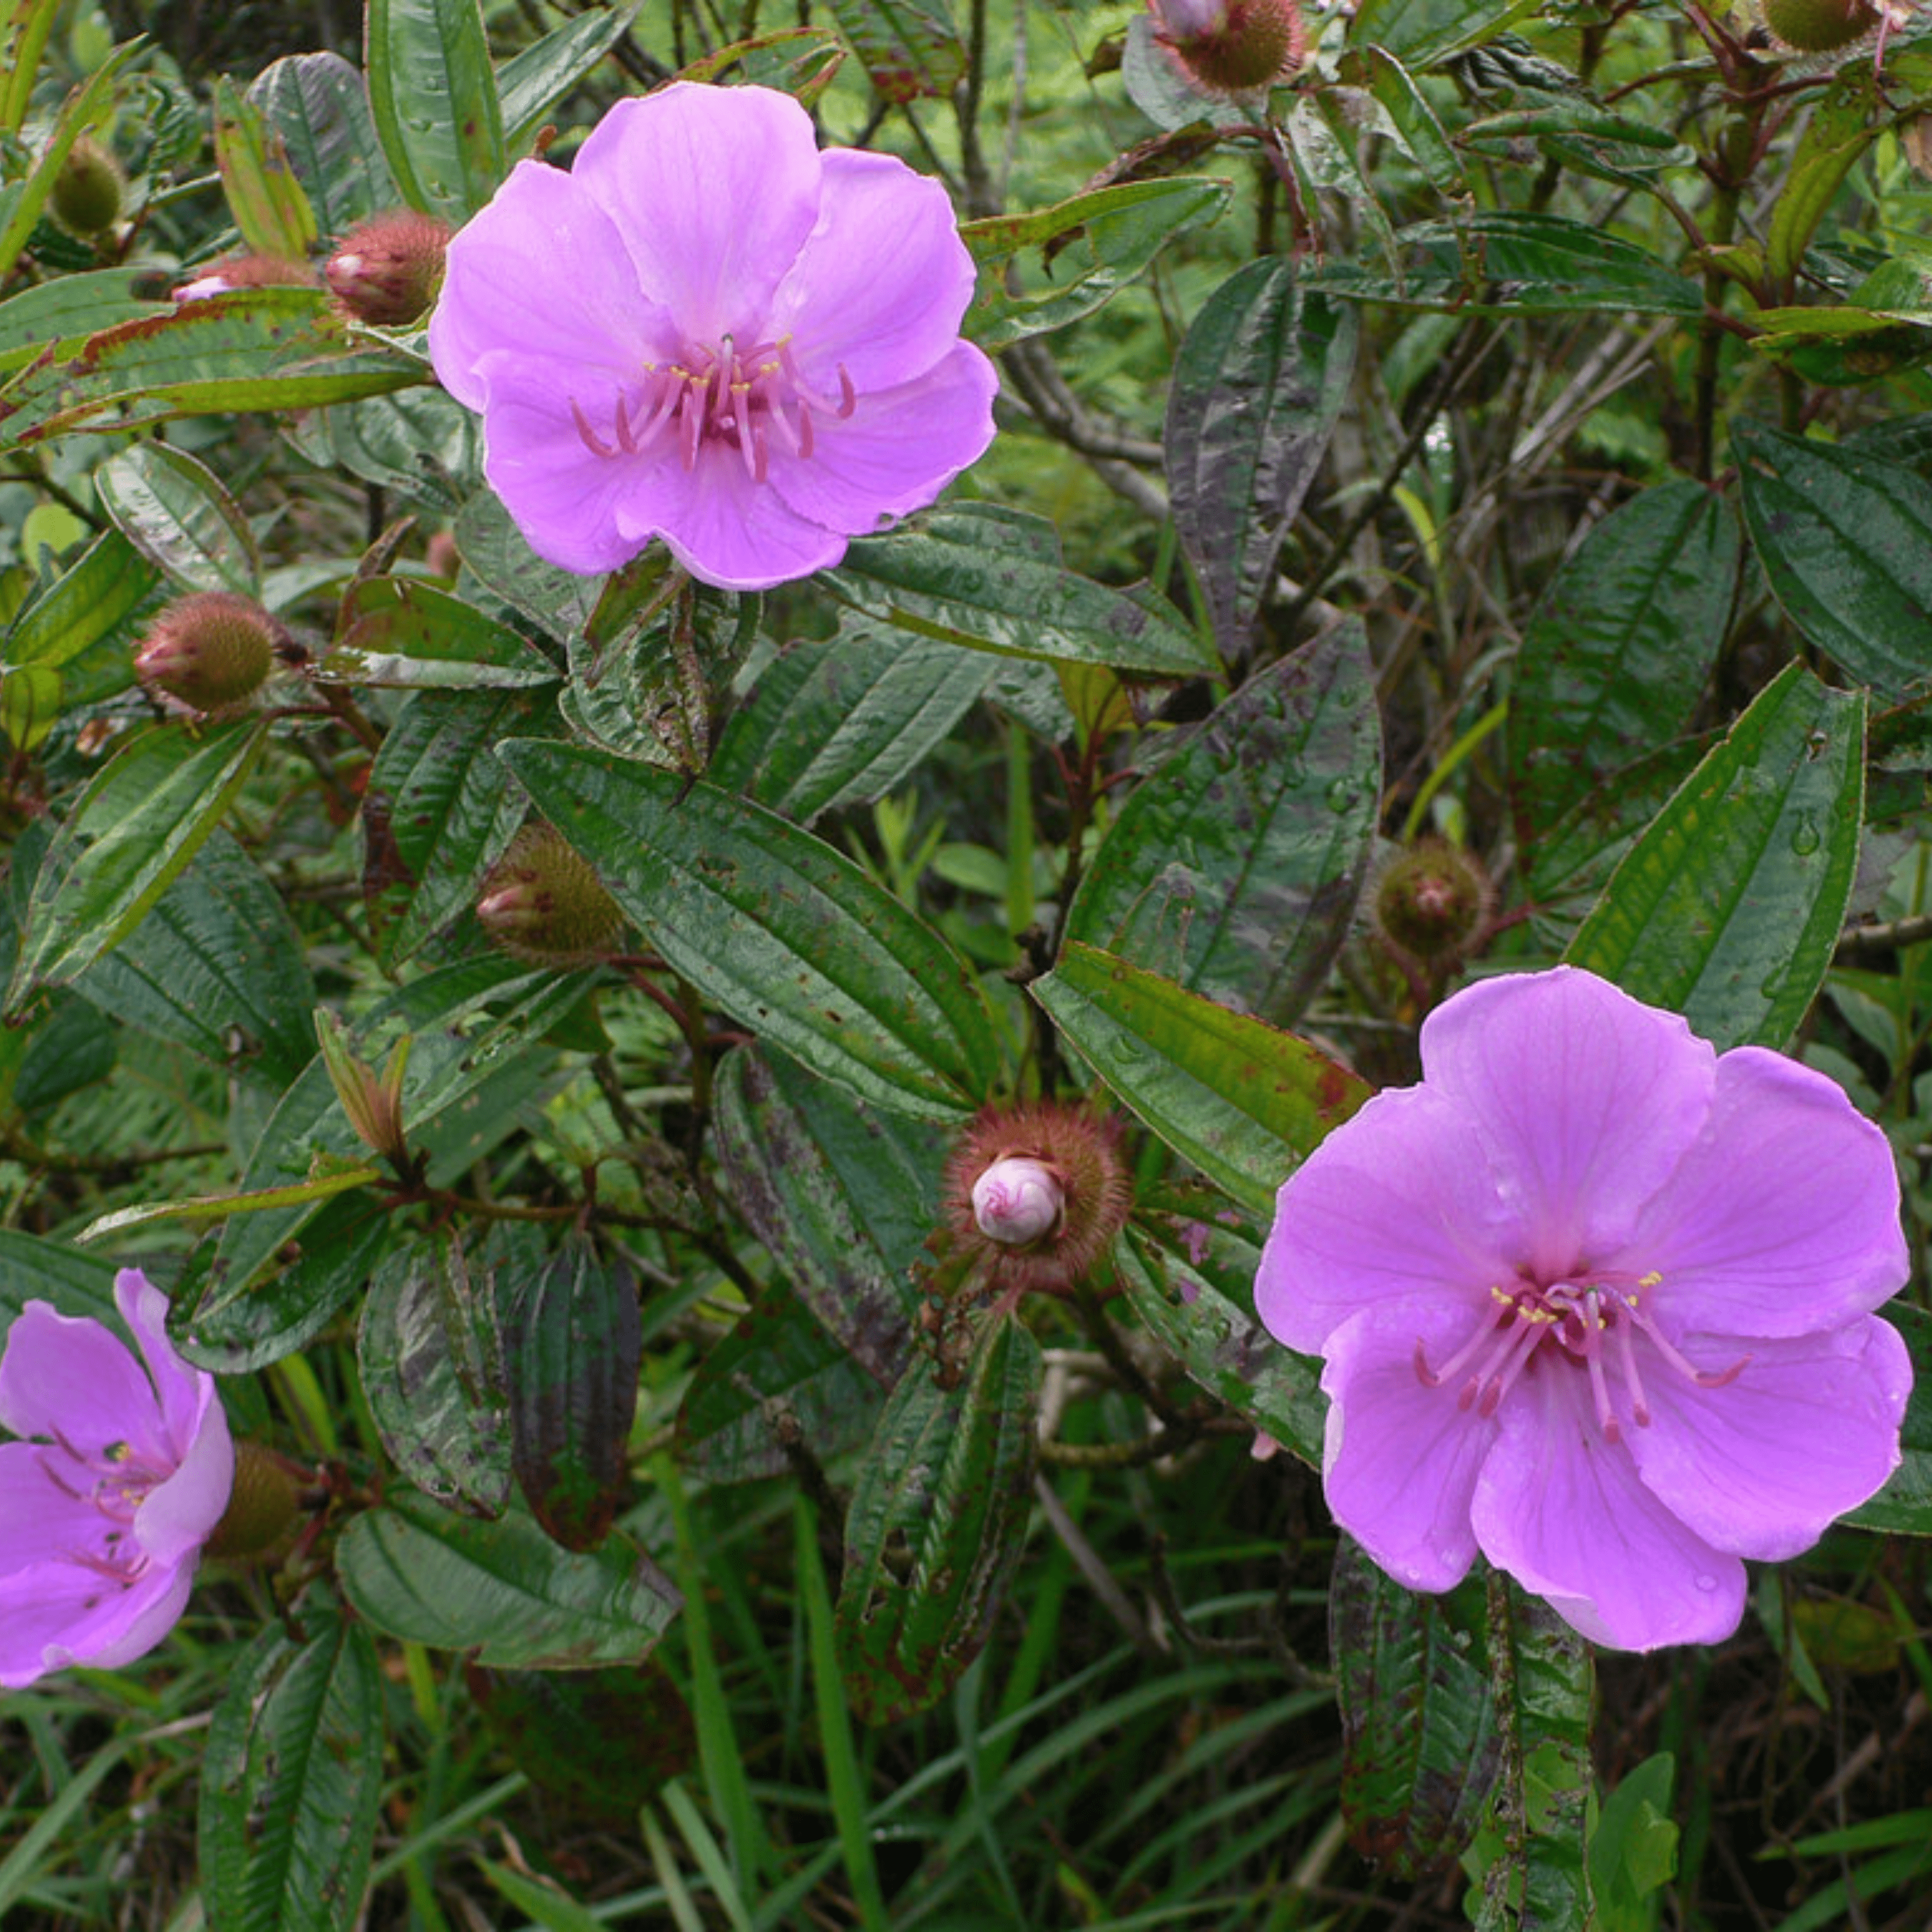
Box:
134, 592, 283, 717
476, 824, 626, 965
50, 137, 125, 236
1761, 0, 1880, 52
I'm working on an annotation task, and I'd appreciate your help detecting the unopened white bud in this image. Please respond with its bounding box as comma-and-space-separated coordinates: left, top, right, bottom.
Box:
971, 1157, 1064, 1247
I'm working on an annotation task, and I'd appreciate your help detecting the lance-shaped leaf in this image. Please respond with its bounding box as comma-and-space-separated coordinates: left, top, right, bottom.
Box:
1507, 480, 1735, 841
213, 74, 319, 262
96, 440, 263, 597
1165, 260, 1358, 659
499, 9, 633, 152
829, 503, 1217, 677
712, 1044, 944, 1385
500, 741, 1002, 1119
1065, 620, 1380, 1023
0, 45, 137, 286
823, 0, 964, 101
1734, 421, 1932, 697
1348, 0, 1542, 66
1332, 1543, 1499, 1880
365, 0, 505, 221
5, 526, 158, 671
835, 1318, 1041, 1725
1117, 1219, 1323, 1467
337, 1488, 682, 1669
505, 1235, 641, 1551
1767, 73, 1880, 282
323, 578, 559, 689
251, 50, 398, 234
7, 717, 269, 1008
1033, 943, 1369, 1214
359, 1236, 512, 1517
1565, 661, 1864, 1052
199, 1611, 385, 1932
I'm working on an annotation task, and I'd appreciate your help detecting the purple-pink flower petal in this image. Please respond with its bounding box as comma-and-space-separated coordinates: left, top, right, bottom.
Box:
0, 1441, 117, 1571
1472, 1368, 1748, 1651
0, 1301, 172, 1467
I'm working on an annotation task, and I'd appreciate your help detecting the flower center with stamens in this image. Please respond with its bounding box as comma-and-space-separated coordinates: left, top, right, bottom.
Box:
40, 1432, 173, 1584
570, 333, 857, 485
1413, 1269, 1750, 1443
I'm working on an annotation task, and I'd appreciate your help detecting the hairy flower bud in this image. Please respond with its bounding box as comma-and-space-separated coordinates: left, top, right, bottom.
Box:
1372, 839, 1494, 967
134, 592, 282, 716
204, 1440, 303, 1560
51, 137, 125, 236
1148, 0, 1307, 93
942, 1103, 1131, 1295
326, 210, 453, 326
477, 825, 626, 965
171, 254, 317, 302
1760, 0, 1880, 49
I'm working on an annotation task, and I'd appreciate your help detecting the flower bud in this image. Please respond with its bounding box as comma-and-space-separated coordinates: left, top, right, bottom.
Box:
171, 254, 317, 302
1760, 0, 1880, 49
204, 1440, 303, 1560
942, 1102, 1131, 1295
971, 1157, 1064, 1247
1148, 0, 1307, 94
51, 137, 125, 236
1372, 837, 1494, 967
325, 211, 452, 326
134, 591, 282, 716
477, 825, 626, 965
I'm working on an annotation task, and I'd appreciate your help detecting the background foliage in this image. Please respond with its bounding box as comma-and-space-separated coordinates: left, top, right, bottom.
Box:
2, 0, 1931, 1925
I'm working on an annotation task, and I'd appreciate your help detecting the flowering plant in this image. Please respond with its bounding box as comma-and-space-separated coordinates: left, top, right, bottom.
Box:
428, 82, 999, 591
1256, 967, 1914, 1650
0, 1271, 233, 1686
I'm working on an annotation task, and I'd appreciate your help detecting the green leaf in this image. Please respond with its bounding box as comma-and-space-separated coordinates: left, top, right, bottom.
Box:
0, 269, 165, 380
834, 1317, 1040, 1725
677, 1278, 887, 1484
365, 0, 507, 221
1508, 481, 1736, 839
76, 1163, 383, 1244
0, 289, 424, 449
1065, 621, 1381, 1024
1845, 1302, 1932, 1534
4, 524, 157, 674
828, 504, 1218, 678
500, 741, 1002, 1119
505, 1235, 640, 1552
1165, 260, 1358, 658
323, 577, 560, 688
711, 1044, 945, 1383
498, 8, 631, 151
1116, 1219, 1324, 1466
1566, 662, 1865, 1052
1309, 212, 1698, 318
199, 1612, 385, 1932
7, 718, 269, 1006
1348, 0, 1540, 66
213, 74, 320, 261
962, 177, 1232, 350
455, 490, 605, 638
0, 1228, 118, 1326
304, 385, 480, 513
358, 1235, 513, 1516
362, 687, 539, 966
251, 50, 399, 234
823, 0, 964, 101
1589, 1755, 1679, 1932
0, 45, 137, 287
337, 1488, 682, 1668
0, 0, 61, 135
1474, 1577, 1595, 1932
95, 440, 263, 596
73, 828, 317, 1086
1332, 1543, 1498, 1879
1365, 47, 1471, 197
1767, 73, 1880, 283
1733, 422, 1932, 697
1032, 942, 1369, 1214
712, 620, 995, 823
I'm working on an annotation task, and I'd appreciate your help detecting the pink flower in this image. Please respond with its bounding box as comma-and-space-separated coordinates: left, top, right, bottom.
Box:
1256, 967, 1913, 1652
0, 1270, 234, 1685
428, 82, 999, 592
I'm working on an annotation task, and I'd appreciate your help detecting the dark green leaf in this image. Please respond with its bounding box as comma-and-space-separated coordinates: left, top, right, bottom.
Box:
323, 578, 559, 689
1033, 942, 1369, 1214
1065, 620, 1381, 1023
337, 1488, 682, 1668
365, 0, 507, 221
1348, 0, 1540, 65
823, 0, 964, 101
1365, 48, 1472, 195
1165, 260, 1358, 658
505, 1235, 640, 1551
199, 1611, 385, 1932
0, 1228, 118, 1326
829, 504, 1217, 678
1507, 481, 1735, 839
251, 51, 398, 235
498, 9, 631, 151
1566, 662, 1865, 1051
95, 440, 263, 597
305, 385, 480, 512
500, 742, 1002, 1118
1332, 1543, 1498, 1879
712, 1044, 945, 1384
834, 1317, 1040, 1725
1733, 422, 1932, 697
